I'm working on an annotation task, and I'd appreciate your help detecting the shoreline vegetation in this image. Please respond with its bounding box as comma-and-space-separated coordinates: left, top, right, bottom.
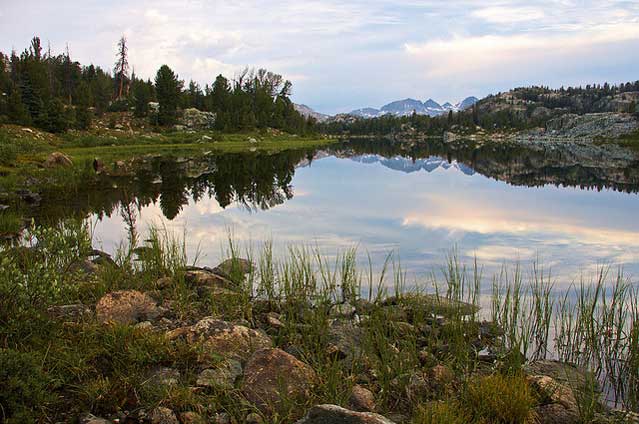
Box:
1, 222, 638, 423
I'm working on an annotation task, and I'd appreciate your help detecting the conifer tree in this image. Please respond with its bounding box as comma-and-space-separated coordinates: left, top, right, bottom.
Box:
154, 65, 181, 125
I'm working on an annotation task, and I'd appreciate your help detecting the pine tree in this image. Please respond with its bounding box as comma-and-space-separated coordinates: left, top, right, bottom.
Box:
154, 65, 181, 126
114, 36, 129, 99
6, 87, 31, 125
75, 81, 92, 129
133, 78, 152, 117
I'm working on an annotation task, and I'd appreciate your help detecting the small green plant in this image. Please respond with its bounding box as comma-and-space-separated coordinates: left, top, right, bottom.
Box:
413, 400, 471, 424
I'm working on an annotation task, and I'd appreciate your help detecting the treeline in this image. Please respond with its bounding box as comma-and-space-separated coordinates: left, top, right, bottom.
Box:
0, 36, 315, 134
321, 80, 639, 136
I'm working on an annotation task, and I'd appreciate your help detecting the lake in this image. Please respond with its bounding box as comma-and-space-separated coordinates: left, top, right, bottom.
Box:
36, 138, 638, 292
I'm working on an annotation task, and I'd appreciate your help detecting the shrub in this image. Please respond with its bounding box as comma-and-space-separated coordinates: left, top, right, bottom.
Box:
0, 349, 54, 423
413, 400, 470, 424
462, 373, 537, 424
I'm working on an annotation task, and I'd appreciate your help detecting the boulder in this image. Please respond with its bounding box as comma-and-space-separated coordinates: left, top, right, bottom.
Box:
327, 320, 363, 363
95, 290, 161, 324
196, 359, 243, 389
182, 108, 216, 129
295, 405, 396, 424
330, 303, 357, 319
214, 258, 253, 279
183, 317, 272, 361
349, 384, 376, 412
242, 348, 317, 413
211, 413, 231, 424
533, 403, 578, 424
146, 367, 180, 387
44, 152, 73, 168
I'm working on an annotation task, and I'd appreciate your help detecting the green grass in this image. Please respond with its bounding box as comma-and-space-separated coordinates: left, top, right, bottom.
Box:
1, 222, 637, 422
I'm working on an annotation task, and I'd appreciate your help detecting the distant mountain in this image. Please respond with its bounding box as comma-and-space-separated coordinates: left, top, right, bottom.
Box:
348, 96, 478, 119
350, 154, 476, 176
350, 107, 382, 118
294, 104, 330, 122
456, 96, 479, 110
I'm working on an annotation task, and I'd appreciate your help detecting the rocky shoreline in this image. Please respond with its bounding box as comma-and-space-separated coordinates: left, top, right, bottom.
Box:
38, 249, 636, 424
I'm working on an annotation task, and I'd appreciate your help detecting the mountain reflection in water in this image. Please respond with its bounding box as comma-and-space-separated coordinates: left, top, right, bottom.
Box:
34, 138, 639, 285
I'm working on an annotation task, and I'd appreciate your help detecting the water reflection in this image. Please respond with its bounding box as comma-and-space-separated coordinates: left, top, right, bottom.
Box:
33, 139, 639, 285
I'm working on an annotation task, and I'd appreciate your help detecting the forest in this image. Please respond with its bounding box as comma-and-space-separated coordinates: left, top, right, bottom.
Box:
0, 36, 316, 135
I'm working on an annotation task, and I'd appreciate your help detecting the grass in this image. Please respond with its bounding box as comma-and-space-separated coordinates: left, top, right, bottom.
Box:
0, 222, 637, 423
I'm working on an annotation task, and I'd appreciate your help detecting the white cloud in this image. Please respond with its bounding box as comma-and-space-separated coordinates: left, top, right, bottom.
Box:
472, 6, 545, 24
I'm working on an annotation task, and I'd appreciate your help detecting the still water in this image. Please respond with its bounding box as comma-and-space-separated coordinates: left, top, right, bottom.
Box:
60, 139, 639, 290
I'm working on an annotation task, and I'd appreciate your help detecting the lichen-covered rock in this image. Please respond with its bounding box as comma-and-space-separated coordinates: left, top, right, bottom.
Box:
242, 348, 317, 413
295, 404, 396, 424
184, 317, 272, 361
196, 359, 243, 389
349, 384, 376, 412
184, 268, 233, 288
95, 290, 161, 324
327, 320, 363, 363
181, 108, 216, 129
146, 367, 180, 387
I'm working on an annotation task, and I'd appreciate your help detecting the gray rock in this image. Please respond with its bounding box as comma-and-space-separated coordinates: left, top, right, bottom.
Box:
44, 152, 73, 168
182, 108, 216, 129
330, 303, 356, 319
147, 367, 180, 386
47, 304, 92, 322
182, 317, 272, 361
245, 412, 264, 424
295, 404, 396, 424
242, 348, 317, 413
196, 359, 243, 389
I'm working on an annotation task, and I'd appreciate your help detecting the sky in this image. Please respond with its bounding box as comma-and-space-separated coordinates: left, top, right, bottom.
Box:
1, 0, 639, 114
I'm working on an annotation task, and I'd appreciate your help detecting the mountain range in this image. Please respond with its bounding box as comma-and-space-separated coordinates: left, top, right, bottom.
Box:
350, 96, 479, 118
350, 154, 476, 175
294, 96, 479, 122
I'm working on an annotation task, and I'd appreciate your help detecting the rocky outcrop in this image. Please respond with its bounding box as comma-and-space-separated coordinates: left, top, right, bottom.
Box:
181, 108, 216, 130
544, 112, 638, 139
95, 290, 161, 324
242, 348, 317, 413
295, 405, 396, 424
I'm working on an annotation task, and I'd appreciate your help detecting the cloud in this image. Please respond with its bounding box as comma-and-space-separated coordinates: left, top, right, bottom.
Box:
471, 6, 545, 24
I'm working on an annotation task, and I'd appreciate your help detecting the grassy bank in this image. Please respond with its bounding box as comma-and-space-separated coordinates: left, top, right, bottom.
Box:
1, 221, 637, 423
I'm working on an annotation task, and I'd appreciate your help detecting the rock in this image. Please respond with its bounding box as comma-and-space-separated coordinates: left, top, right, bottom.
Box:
44, 152, 73, 168
533, 403, 578, 424
184, 317, 272, 361
214, 258, 253, 279
135, 321, 154, 331
211, 412, 231, 424
68, 258, 100, 276
330, 303, 356, 319
184, 268, 234, 288
182, 108, 216, 129
148, 407, 179, 424
147, 367, 180, 386
196, 359, 243, 389
242, 348, 317, 413
349, 384, 376, 412
47, 304, 92, 322
95, 290, 161, 324
248, 137, 258, 144
295, 405, 396, 424
265, 312, 284, 329
92, 158, 105, 173
545, 112, 639, 139
179, 411, 206, 424
79, 413, 112, 424
327, 320, 363, 363
21, 127, 34, 133
528, 374, 578, 411
245, 412, 264, 424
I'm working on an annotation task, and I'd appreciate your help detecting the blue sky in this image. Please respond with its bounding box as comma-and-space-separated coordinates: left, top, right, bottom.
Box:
2, 0, 638, 114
